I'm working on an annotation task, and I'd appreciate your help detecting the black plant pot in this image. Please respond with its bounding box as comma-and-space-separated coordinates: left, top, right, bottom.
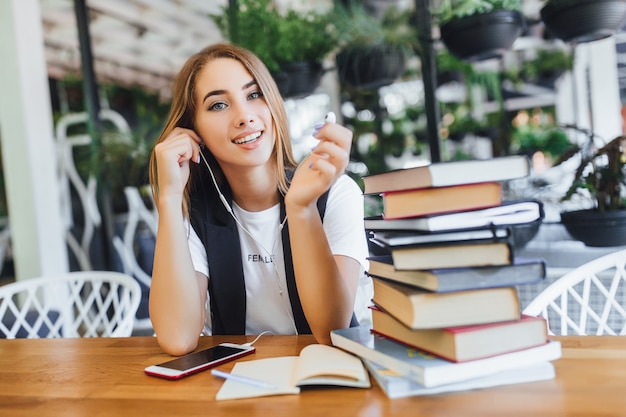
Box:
280, 61, 325, 98
336, 44, 406, 89
541, 0, 626, 44
440, 10, 525, 61
561, 209, 626, 247
270, 71, 291, 98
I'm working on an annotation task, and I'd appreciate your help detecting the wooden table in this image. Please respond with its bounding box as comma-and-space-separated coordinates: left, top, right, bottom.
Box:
0, 335, 624, 416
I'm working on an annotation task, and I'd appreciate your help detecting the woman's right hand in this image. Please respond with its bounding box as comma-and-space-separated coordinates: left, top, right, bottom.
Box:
154, 127, 203, 199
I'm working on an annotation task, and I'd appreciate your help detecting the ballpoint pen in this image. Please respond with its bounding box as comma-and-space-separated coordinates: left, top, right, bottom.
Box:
211, 369, 278, 390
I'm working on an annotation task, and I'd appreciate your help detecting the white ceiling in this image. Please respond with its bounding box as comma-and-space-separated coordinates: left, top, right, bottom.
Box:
40, 0, 228, 98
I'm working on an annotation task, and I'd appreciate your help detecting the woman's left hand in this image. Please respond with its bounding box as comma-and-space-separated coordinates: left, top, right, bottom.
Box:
286, 118, 353, 210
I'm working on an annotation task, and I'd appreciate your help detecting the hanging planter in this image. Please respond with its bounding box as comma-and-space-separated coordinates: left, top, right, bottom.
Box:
280, 61, 325, 98
540, 0, 626, 44
440, 9, 526, 61
336, 45, 406, 89
270, 71, 291, 98
332, 2, 418, 90
211, 0, 338, 98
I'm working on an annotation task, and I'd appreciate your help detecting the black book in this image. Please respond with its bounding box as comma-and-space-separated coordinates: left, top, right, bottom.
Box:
368, 226, 511, 248
367, 255, 546, 292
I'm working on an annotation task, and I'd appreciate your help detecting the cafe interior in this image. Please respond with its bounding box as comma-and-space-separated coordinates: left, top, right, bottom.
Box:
1, 0, 626, 415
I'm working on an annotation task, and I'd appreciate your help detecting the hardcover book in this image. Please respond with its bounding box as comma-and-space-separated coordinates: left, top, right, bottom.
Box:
362, 155, 530, 195
367, 256, 546, 292
389, 240, 513, 270
382, 182, 502, 219
364, 200, 543, 233
330, 325, 561, 388
371, 307, 549, 362
364, 359, 555, 399
371, 278, 521, 329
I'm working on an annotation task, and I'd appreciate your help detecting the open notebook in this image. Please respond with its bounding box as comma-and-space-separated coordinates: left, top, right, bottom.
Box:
215, 344, 370, 400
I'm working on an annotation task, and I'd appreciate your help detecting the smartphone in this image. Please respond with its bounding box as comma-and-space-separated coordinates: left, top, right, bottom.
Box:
144, 343, 255, 380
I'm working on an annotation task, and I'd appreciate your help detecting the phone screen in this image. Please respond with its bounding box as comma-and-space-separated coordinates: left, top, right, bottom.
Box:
158, 345, 246, 371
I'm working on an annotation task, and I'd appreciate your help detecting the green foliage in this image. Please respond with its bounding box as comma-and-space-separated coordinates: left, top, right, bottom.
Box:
210, 0, 338, 72
558, 136, 626, 211
332, 2, 419, 56
274, 10, 337, 64
210, 0, 281, 71
511, 124, 572, 159
434, 0, 523, 24
436, 50, 473, 75
440, 102, 487, 139
341, 83, 426, 184
521, 48, 574, 82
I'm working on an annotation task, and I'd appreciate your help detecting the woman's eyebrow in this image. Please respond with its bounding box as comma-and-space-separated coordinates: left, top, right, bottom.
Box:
202, 80, 257, 103
242, 79, 257, 90
202, 89, 225, 103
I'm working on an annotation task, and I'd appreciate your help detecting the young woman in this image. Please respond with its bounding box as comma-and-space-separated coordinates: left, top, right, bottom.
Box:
148, 43, 370, 356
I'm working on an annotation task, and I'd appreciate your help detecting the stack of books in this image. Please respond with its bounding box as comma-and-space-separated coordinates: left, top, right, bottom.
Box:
331, 156, 561, 398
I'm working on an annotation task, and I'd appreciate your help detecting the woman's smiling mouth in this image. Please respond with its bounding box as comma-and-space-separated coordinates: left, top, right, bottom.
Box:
233, 131, 262, 144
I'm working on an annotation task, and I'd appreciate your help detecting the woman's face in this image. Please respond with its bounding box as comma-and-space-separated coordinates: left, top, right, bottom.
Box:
193, 57, 275, 173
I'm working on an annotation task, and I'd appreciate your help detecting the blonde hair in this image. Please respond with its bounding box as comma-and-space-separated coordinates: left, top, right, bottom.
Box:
148, 43, 296, 216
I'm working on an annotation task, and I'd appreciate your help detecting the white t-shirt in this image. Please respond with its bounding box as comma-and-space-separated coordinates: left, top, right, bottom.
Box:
187, 174, 372, 335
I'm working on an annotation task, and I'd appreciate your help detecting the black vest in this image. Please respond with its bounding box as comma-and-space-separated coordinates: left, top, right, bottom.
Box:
189, 175, 356, 335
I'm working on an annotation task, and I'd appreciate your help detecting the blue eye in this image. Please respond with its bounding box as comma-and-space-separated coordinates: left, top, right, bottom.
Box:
249, 90, 263, 100
209, 102, 227, 111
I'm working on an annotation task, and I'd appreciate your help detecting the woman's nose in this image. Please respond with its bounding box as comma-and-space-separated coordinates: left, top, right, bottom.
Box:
232, 102, 256, 127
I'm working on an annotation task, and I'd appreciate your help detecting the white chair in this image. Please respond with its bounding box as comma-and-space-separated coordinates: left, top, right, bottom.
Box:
55, 109, 132, 271
0, 271, 141, 338
523, 248, 626, 335
113, 186, 157, 333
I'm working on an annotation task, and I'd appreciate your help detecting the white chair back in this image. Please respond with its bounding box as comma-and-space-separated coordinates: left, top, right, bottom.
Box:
113, 186, 157, 333
0, 271, 141, 338
523, 248, 626, 335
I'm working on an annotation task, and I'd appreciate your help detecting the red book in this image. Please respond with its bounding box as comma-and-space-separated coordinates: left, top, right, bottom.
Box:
362, 155, 530, 195
382, 182, 502, 219
371, 306, 548, 363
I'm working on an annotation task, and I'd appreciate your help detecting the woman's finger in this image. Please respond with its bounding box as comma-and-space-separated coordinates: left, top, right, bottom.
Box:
313, 123, 353, 153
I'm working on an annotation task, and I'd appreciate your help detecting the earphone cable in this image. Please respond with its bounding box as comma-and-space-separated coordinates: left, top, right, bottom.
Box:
199, 150, 297, 334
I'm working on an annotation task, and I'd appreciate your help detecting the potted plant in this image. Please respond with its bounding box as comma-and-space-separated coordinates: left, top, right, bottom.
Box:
332, 2, 419, 89
511, 123, 572, 161
273, 8, 338, 97
524, 48, 573, 87
435, 0, 526, 61
556, 134, 626, 246
210, 0, 338, 98
540, 0, 626, 44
